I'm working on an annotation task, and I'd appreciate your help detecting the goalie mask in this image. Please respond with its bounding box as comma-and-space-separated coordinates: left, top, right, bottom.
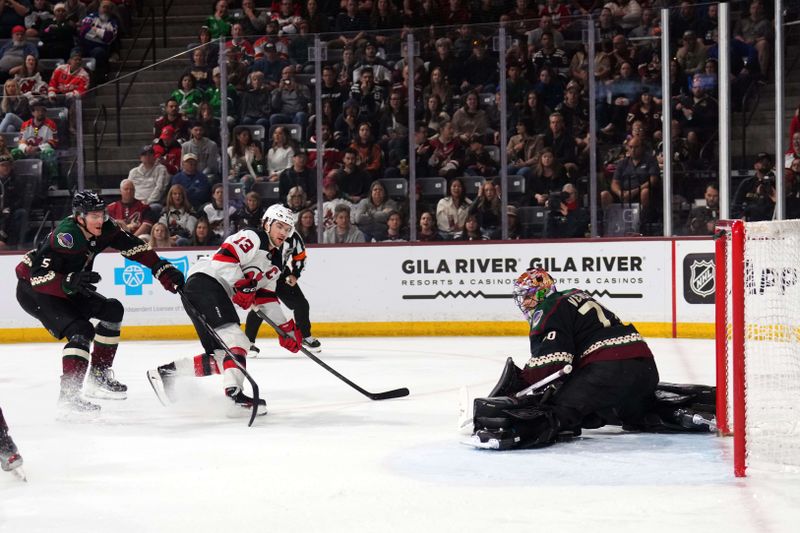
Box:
262, 204, 295, 237
513, 268, 556, 319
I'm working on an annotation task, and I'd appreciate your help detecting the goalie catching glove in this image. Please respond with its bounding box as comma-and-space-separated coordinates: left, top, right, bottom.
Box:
277, 319, 302, 353
152, 260, 185, 293
232, 271, 264, 309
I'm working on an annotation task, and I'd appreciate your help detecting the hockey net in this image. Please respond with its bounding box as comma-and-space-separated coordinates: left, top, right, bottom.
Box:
715, 220, 800, 477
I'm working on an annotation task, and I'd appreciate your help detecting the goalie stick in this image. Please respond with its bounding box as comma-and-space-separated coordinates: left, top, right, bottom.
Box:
253, 309, 410, 401
179, 290, 262, 427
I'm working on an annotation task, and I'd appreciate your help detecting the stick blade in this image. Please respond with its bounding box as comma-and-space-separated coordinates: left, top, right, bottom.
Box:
369, 387, 410, 401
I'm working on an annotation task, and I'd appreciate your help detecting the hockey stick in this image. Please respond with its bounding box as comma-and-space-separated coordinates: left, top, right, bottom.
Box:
253, 309, 409, 400
179, 290, 262, 427
457, 365, 574, 432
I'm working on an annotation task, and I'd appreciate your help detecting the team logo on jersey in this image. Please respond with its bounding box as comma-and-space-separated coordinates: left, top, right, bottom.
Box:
114, 256, 189, 296
684, 253, 715, 304
530, 309, 544, 328
56, 232, 74, 249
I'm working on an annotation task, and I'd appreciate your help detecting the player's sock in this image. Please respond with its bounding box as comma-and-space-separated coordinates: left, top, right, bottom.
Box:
86, 322, 127, 400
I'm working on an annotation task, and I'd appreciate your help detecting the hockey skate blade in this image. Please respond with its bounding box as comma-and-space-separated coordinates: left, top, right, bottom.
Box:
10, 466, 27, 482
83, 385, 127, 401
56, 405, 101, 423
225, 402, 268, 419
457, 386, 474, 435
460, 435, 501, 450
146, 370, 171, 406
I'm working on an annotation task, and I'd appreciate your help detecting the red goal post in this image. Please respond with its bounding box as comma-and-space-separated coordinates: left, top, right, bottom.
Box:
715, 219, 800, 477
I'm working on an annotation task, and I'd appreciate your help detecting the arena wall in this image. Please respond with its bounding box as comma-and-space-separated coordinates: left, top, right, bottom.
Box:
0, 238, 716, 342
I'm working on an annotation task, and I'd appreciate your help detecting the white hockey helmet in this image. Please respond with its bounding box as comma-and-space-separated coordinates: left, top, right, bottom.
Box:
262, 203, 295, 236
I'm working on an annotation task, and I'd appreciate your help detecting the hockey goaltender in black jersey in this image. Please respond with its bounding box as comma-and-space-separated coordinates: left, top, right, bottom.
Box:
467, 268, 716, 450
15, 191, 184, 415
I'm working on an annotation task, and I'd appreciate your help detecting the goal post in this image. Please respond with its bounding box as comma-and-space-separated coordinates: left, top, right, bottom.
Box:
715, 219, 800, 477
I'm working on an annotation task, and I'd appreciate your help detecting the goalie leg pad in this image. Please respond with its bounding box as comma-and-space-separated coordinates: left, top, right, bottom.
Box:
487, 357, 526, 397
472, 396, 562, 450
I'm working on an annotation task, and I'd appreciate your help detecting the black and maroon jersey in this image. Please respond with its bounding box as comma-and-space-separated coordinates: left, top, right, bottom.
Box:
15, 216, 161, 298
522, 289, 654, 385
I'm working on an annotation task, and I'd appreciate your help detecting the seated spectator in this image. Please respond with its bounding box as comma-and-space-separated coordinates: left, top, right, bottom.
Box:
427, 120, 464, 179
12, 98, 58, 179
349, 122, 382, 179
785, 131, 800, 169
228, 126, 265, 188
154, 97, 188, 141
266, 125, 294, 181
248, 41, 288, 91
0, 78, 30, 132
352, 40, 391, 86
427, 37, 461, 92
416, 211, 442, 242
238, 70, 271, 129
423, 67, 453, 115
375, 210, 407, 242
204, 66, 237, 127
329, 147, 369, 203
239, 0, 269, 36
171, 74, 204, 118
519, 90, 551, 135
527, 14, 565, 51
505, 63, 531, 121
323, 203, 365, 243
626, 88, 661, 142
63, 0, 86, 27
152, 125, 182, 175
226, 22, 255, 64
469, 179, 502, 238
320, 175, 352, 229
107, 178, 154, 237
542, 111, 577, 170
546, 183, 589, 238
674, 75, 718, 159
222, 46, 249, 93
685, 183, 719, 236
78, 1, 119, 80
506, 204, 521, 239
333, 0, 368, 49
600, 136, 658, 221
0, 133, 11, 157
436, 177, 472, 239
185, 217, 221, 247
195, 102, 221, 149
0, 1, 29, 40
507, 118, 543, 181
307, 120, 341, 171
148, 222, 172, 248
285, 185, 306, 219
0, 153, 28, 248
11, 54, 47, 101
422, 93, 450, 134
377, 91, 408, 169
459, 38, 497, 94
183, 47, 212, 90
24, 0, 53, 37
0, 25, 37, 81
158, 184, 197, 246
597, 7, 624, 42
206, 0, 231, 38
170, 152, 210, 210
181, 121, 219, 179
127, 144, 170, 217
202, 182, 238, 238
39, 3, 75, 61
353, 179, 398, 240
531, 31, 568, 78
269, 65, 310, 129
732, 152, 776, 222
675, 30, 706, 76
463, 137, 497, 178
348, 67, 385, 128
333, 98, 360, 147
734, 1, 771, 78
295, 207, 317, 243
46, 48, 89, 130
452, 91, 491, 145
532, 67, 563, 112
236, 191, 264, 230
279, 151, 314, 203
522, 147, 568, 206
454, 213, 487, 241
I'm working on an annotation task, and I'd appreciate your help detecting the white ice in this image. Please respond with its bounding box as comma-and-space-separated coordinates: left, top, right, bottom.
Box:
1, 337, 799, 533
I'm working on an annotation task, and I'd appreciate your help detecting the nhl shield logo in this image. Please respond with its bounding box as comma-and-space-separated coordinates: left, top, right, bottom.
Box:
683, 253, 716, 304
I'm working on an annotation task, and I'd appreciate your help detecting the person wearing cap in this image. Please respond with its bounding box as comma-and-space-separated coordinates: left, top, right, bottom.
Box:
127, 144, 170, 217
13, 98, 59, 179
547, 182, 589, 238
170, 151, 211, 210
352, 40, 391, 86
152, 124, 182, 175
0, 24, 38, 77
39, 3, 76, 61
181, 121, 220, 179
459, 36, 497, 94
732, 152, 776, 222
0, 152, 28, 249
77, 0, 119, 79
47, 47, 90, 102
205, 0, 231, 38
675, 30, 707, 76
107, 178, 155, 237
248, 40, 290, 90
204, 65, 237, 127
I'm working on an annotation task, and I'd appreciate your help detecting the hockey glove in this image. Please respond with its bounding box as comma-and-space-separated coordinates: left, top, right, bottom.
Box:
232, 272, 264, 309
62, 271, 101, 296
152, 260, 185, 293
277, 319, 302, 353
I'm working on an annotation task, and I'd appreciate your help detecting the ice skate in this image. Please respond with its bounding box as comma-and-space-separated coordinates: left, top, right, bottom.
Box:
247, 344, 261, 358
225, 387, 267, 418
57, 378, 101, 420
146, 366, 177, 406
302, 336, 321, 353
0, 432, 25, 480
84, 368, 128, 400
462, 429, 520, 451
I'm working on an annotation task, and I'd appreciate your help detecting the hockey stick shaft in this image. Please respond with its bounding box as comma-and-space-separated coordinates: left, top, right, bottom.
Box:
254, 309, 409, 400
514, 365, 573, 398
179, 290, 261, 427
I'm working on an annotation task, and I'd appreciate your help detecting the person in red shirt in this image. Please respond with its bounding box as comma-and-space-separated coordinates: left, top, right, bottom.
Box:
152, 125, 182, 175
106, 178, 155, 237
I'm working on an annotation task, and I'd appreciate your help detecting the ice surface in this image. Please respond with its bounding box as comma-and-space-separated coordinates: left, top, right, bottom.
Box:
1, 337, 799, 533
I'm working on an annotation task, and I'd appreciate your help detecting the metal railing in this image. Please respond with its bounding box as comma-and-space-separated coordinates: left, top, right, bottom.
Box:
92, 104, 109, 181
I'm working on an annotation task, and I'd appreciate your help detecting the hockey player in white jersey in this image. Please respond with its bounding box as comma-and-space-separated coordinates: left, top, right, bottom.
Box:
146, 205, 303, 416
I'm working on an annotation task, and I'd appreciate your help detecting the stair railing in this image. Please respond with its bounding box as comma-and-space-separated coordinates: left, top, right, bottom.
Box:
739, 79, 762, 163
91, 104, 108, 181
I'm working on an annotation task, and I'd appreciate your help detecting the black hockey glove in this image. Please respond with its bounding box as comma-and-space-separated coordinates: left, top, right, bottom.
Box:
152, 260, 184, 293
62, 271, 101, 296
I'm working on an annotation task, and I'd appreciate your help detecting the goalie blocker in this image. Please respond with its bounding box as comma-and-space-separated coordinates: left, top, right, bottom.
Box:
469, 268, 716, 451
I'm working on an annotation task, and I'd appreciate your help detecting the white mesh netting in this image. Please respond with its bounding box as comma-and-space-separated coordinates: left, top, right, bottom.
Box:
738, 220, 800, 471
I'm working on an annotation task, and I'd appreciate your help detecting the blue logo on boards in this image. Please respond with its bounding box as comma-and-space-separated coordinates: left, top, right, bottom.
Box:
114, 256, 189, 295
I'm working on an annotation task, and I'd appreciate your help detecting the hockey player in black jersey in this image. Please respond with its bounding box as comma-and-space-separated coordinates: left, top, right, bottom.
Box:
244, 230, 321, 356
468, 268, 715, 450
15, 191, 185, 415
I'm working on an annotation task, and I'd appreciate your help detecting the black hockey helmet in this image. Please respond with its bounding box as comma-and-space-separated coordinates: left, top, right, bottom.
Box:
72, 190, 107, 216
